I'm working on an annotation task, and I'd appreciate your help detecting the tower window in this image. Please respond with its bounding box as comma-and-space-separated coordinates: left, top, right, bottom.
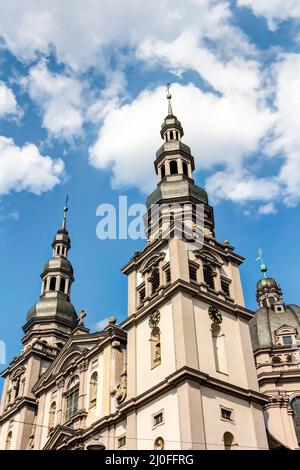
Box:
165, 267, 171, 285
170, 160, 178, 175
161, 164, 165, 179
153, 411, 164, 428
150, 269, 160, 295
221, 279, 230, 297
49, 276, 56, 291
138, 286, 146, 305
60, 277, 66, 293
221, 407, 233, 422
57, 246, 61, 255
189, 263, 198, 283
170, 130, 174, 140
203, 264, 215, 290
182, 161, 188, 176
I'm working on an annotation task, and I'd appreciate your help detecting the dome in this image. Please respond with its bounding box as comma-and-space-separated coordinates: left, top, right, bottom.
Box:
43, 256, 73, 274
26, 295, 77, 324
256, 277, 279, 290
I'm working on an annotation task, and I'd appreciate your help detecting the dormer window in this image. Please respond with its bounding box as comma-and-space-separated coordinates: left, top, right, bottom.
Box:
283, 335, 293, 346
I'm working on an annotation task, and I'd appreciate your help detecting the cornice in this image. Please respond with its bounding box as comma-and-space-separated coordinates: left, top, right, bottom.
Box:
121, 279, 254, 329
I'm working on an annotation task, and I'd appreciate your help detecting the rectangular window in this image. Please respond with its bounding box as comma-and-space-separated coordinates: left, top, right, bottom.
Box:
139, 287, 146, 305
65, 387, 79, 422
150, 269, 160, 295
283, 335, 293, 345
203, 264, 215, 289
221, 279, 230, 297
117, 436, 126, 448
189, 263, 198, 282
153, 411, 164, 428
165, 267, 171, 285
221, 407, 233, 422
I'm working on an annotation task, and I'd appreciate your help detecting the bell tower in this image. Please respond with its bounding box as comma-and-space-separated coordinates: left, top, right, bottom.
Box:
0, 201, 78, 450
121, 90, 268, 450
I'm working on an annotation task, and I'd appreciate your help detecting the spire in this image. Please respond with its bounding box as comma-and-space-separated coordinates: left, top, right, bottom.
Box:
256, 248, 268, 278
166, 82, 173, 116
255, 249, 283, 309
62, 195, 69, 231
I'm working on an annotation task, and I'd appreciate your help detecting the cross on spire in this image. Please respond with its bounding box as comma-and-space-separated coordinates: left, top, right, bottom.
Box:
256, 248, 268, 278
62, 195, 69, 230
166, 82, 173, 116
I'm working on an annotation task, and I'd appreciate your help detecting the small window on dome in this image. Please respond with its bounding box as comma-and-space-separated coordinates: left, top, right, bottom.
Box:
283, 335, 293, 346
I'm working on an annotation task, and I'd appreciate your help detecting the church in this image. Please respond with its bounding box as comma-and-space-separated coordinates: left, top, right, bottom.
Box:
0, 94, 300, 450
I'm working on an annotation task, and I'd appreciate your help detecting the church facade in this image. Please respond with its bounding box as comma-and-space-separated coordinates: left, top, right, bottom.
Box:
0, 96, 299, 450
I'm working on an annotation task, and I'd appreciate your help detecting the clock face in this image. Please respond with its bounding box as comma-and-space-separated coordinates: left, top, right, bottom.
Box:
208, 306, 223, 324
149, 310, 160, 328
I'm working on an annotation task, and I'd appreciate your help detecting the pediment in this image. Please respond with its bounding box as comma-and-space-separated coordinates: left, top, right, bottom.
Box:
33, 332, 107, 393
43, 425, 76, 450
274, 324, 297, 336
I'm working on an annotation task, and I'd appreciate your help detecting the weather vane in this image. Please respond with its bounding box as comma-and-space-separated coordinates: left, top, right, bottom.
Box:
256, 248, 268, 278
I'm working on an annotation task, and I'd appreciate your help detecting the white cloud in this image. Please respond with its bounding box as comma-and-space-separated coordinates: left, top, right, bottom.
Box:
0, 81, 19, 118
258, 203, 277, 215
266, 54, 300, 206
206, 170, 281, 204
0, 1, 234, 70
21, 61, 84, 139
95, 318, 109, 331
0, 136, 64, 195
89, 83, 274, 193
237, 0, 300, 30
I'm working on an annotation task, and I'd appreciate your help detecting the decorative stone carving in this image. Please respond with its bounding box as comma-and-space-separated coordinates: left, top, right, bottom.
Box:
77, 359, 89, 373
115, 363, 127, 404
56, 376, 65, 389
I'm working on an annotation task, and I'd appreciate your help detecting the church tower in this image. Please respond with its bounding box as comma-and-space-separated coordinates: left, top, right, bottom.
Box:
0, 202, 78, 450
122, 91, 268, 450
250, 254, 300, 449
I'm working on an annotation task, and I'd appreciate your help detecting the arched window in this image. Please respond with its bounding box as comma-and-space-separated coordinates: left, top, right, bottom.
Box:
5, 431, 12, 450
182, 161, 188, 176
170, 130, 174, 140
150, 327, 161, 368
60, 277, 66, 293
203, 264, 215, 290
223, 432, 236, 450
211, 323, 228, 374
291, 398, 300, 444
49, 277, 56, 291
48, 402, 56, 430
57, 246, 61, 255
89, 372, 98, 408
161, 164, 165, 179
65, 378, 79, 422
170, 160, 178, 175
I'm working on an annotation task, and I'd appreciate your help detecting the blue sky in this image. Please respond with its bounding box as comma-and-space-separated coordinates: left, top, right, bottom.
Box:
1, 0, 300, 374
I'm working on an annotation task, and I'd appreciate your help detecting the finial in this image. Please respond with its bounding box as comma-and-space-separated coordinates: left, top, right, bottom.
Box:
108, 315, 117, 325
256, 248, 268, 278
62, 195, 69, 230
166, 82, 173, 116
